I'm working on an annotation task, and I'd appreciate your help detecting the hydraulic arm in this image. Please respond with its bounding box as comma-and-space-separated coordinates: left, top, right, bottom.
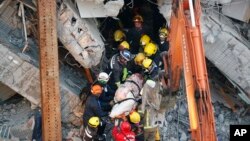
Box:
167, 0, 217, 140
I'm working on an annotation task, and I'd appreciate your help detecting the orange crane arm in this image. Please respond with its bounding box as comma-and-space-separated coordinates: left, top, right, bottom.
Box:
167, 0, 217, 140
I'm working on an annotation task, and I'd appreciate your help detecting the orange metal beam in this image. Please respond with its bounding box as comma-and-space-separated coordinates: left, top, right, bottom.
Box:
168, 6, 184, 92
84, 68, 94, 83
38, 0, 62, 140
168, 0, 217, 141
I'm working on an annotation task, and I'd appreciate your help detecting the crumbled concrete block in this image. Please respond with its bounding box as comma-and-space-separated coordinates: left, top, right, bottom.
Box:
0, 44, 85, 124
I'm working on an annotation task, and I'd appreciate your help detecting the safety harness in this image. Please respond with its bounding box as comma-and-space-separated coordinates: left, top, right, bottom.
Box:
114, 80, 141, 105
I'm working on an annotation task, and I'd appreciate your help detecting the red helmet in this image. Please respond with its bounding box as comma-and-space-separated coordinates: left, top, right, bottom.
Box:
120, 121, 131, 133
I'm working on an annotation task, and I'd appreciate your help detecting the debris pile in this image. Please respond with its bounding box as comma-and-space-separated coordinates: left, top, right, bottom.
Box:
0, 96, 33, 140
161, 97, 250, 141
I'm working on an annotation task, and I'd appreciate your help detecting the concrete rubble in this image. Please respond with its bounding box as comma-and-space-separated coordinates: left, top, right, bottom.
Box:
0, 0, 104, 140
58, 1, 105, 68
0, 97, 83, 140
0, 0, 249, 140
160, 92, 250, 141
202, 11, 250, 103
76, 0, 124, 18
0, 98, 33, 140
159, 0, 250, 104
0, 43, 85, 125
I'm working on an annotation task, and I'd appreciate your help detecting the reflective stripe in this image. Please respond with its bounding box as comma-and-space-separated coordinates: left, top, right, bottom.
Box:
125, 80, 141, 95
110, 54, 117, 70
84, 127, 93, 138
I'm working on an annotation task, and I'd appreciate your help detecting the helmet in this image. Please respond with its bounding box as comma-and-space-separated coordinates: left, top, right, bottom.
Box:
120, 50, 131, 61
119, 41, 130, 50
91, 84, 103, 95
159, 27, 168, 36
98, 72, 109, 84
140, 35, 151, 46
142, 58, 153, 69
133, 15, 143, 22
120, 121, 131, 133
114, 30, 125, 42
129, 111, 141, 124
134, 53, 146, 65
88, 117, 100, 128
144, 43, 157, 57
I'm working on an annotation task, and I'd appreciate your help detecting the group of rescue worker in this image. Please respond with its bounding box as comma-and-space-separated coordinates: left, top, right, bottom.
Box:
81, 14, 169, 141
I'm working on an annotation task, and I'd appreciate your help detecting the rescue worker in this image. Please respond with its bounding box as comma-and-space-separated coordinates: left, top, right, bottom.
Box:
128, 111, 144, 141
96, 72, 110, 86
142, 58, 159, 80
118, 41, 130, 51
112, 121, 136, 141
144, 42, 162, 67
129, 111, 141, 124
114, 30, 126, 43
80, 72, 111, 107
134, 53, 146, 66
113, 30, 129, 52
158, 27, 169, 53
105, 50, 132, 90
82, 117, 101, 141
83, 84, 108, 140
140, 34, 151, 50
144, 42, 158, 58
95, 72, 115, 112
127, 53, 145, 74
127, 15, 151, 54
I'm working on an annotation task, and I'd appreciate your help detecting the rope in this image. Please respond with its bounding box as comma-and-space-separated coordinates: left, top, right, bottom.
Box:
114, 98, 137, 105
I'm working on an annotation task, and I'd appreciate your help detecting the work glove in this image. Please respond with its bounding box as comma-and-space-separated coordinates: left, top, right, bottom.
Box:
109, 100, 115, 106
115, 82, 121, 88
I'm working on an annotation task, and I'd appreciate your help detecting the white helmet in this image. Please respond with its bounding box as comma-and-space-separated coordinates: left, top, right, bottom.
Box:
98, 72, 109, 83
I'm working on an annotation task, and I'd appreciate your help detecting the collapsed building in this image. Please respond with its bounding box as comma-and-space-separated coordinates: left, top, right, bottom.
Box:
0, 0, 249, 140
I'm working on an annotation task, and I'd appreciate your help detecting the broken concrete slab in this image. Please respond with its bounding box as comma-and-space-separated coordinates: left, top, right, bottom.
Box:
0, 43, 85, 124
0, 83, 16, 102
76, 0, 124, 18
159, 1, 250, 103
57, 1, 105, 68
202, 13, 250, 103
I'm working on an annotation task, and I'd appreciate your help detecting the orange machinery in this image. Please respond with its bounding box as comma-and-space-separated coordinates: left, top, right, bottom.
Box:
164, 0, 217, 140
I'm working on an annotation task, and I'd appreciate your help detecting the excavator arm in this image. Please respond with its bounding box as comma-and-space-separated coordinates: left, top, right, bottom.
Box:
167, 0, 217, 140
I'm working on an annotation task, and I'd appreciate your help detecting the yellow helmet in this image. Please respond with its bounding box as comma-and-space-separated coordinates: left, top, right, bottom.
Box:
129, 111, 141, 124
159, 27, 168, 38
144, 43, 157, 57
133, 15, 143, 22
134, 53, 146, 65
88, 117, 100, 128
140, 35, 151, 46
114, 30, 125, 42
142, 58, 153, 69
119, 41, 130, 50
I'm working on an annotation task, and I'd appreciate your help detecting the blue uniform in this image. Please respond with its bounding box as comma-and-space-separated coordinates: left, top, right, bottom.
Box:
144, 62, 159, 80
105, 54, 125, 90
83, 95, 108, 127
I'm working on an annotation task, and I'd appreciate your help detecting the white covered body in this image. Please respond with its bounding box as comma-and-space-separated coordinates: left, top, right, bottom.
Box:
109, 74, 144, 118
